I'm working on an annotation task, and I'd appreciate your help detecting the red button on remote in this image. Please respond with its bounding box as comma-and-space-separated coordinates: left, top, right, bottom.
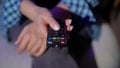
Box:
61, 37, 65, 40
61, 41, 65, 44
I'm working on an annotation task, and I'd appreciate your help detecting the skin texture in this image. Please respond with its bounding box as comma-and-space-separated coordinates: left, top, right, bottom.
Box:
16, 0, 73, 57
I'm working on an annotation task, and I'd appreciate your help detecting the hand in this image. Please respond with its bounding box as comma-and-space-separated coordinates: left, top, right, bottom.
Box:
15, 19, 73, 57
19, 1, 73, 56
16, 21, 47, 57
16, 7, 60, 57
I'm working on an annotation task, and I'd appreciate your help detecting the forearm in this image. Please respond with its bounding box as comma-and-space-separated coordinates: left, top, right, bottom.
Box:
20, 0, 41, 21
20, 0, 71, 21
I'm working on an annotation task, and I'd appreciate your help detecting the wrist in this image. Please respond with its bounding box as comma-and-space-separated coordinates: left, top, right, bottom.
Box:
20, 0, 42, 22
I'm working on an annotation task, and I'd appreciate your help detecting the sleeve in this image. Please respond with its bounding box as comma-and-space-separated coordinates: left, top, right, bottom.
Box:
3, 0, 22, 28
60, 0, 100, 40
60, 0, 99, 22
86, 0, 99, 7
2, 0, 22, 40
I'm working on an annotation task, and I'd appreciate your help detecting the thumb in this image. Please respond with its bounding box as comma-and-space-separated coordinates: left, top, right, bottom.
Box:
44, 17, 60, 31
50, 22, 60, 31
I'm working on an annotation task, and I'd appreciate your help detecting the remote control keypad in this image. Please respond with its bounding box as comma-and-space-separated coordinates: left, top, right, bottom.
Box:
47, 20, 67, 47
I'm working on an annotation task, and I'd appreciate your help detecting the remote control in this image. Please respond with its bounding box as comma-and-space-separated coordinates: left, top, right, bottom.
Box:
47, 20, 67, 47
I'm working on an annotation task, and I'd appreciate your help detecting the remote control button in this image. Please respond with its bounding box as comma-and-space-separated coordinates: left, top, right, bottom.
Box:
61, 41, 65, 44
48, 41, 53, 44
61, 37, 65, 40
55, 45, 58, 47
62, 34, 65, 37
48, 37, 52, 40
47, 20, 67, 47
55, 39, 61, 42
56, 37, 60, 40
52, 37, 56, 40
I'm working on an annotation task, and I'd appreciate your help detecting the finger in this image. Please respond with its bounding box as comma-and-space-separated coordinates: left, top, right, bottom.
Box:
33, 39, 47, 57
26, 35, 36, 53
33, 45, 47, 57
70, 26, 74, 31
44, 16, 60, 31
17, 34, 30, 54
65, 19, 72, 31
29, 39, 42, 54
65, 20, 70, 31
66, 19, 72, 25
15, 27, 28, 45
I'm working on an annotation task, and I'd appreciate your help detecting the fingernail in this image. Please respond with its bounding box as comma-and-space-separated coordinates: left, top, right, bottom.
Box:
68, 19, 72, 25
54, 25, 60, 30
70, 26, 73, 31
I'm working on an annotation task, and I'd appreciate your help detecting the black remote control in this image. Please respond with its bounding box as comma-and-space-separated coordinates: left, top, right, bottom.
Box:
47, 20, 67, 47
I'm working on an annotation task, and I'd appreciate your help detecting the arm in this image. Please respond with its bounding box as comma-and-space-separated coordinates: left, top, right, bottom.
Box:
20, 0, 71, 22
20, 0, 39, 21
16, 0, 73, 57
20, 0, 60, 30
